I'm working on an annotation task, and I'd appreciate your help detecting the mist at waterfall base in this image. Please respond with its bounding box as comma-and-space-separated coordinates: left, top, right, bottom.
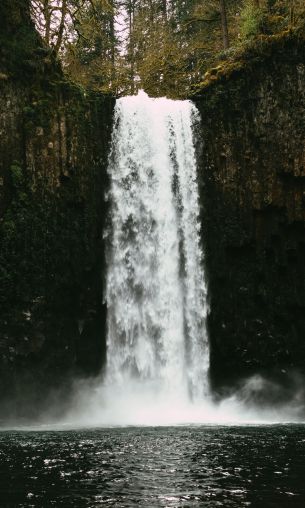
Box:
56, 91, 304, 428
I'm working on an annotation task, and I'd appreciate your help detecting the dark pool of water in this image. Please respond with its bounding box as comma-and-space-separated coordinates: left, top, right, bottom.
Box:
0, 425, 305, 507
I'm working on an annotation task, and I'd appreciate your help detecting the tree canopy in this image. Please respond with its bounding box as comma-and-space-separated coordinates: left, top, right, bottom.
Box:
29, 0, 305, 97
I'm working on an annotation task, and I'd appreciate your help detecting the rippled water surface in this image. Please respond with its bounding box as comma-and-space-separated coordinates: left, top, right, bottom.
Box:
0, 425, 305, 507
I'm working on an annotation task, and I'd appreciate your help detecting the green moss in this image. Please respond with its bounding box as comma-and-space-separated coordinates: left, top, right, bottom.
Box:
191, 30, 303, 95
10, 162, 23, 188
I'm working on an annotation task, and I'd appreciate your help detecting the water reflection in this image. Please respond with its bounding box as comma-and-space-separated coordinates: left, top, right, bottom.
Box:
0, 426, 304, 507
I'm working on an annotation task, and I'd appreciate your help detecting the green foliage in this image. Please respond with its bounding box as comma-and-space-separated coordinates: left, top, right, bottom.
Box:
25, 0, 305, 97
239, 1, 288, 40
240, 3, 266, 40
10, 162, 24, 189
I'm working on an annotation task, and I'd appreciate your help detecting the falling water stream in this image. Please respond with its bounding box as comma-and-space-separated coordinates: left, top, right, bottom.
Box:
105, 90, 209, 403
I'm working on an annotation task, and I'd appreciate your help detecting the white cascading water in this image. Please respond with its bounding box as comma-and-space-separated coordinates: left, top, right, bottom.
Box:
105, 90, 209, 404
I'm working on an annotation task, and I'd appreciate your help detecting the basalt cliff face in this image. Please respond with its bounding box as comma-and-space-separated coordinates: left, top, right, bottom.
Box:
194, 35, 305, 394
0, 1, 114, 419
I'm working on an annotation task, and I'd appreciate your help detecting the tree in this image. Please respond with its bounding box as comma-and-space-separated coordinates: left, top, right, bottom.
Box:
219, 0, 229, 49
29, 0, 305, 97
30, 0, 72, 55
64, 0, 119, 92
123, 0, 138, 92
289, 0, 295, 28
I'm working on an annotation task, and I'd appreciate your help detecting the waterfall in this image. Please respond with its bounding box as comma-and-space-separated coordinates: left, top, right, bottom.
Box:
62, 92, 298, 426
105, 91, 209, 404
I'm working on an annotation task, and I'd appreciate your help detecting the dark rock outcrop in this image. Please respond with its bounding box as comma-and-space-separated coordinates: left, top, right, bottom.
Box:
194, 34, 305, 393
0, 2, 114, 420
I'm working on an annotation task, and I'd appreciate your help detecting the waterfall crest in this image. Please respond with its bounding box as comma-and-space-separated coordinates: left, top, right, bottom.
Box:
105, 91, 209, 403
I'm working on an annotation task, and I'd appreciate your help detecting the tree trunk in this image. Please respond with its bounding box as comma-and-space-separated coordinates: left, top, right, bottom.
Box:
289, 0, 295, 28
54, 0, 67, 55
43, 0, 51, 46
161, 0, 167, 20
109, 0, 116, 85
219, 0, 229, 50
128, 0, 135, 94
